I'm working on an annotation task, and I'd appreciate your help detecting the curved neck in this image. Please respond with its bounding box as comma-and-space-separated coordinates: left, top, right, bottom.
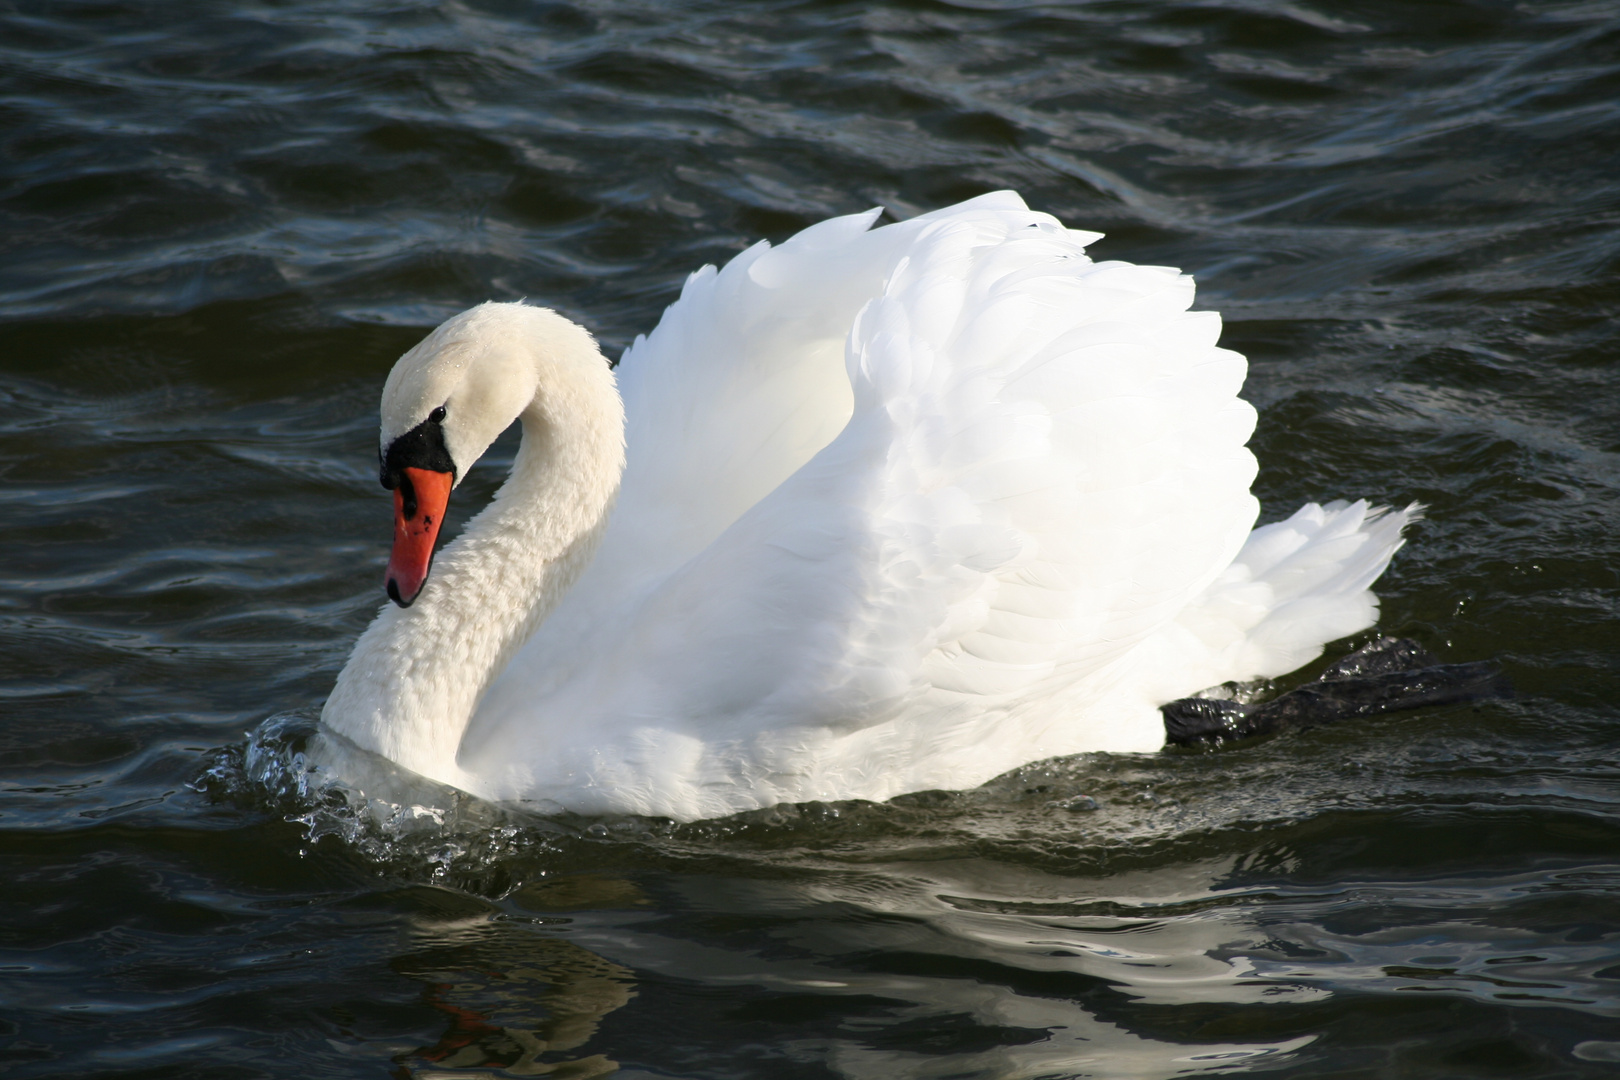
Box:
323, 358, 625, 785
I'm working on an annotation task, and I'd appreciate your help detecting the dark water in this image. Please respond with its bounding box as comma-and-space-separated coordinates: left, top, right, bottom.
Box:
4, 0, 1620, 1075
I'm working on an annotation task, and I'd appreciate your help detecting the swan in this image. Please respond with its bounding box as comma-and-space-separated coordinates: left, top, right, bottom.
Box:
321, 191, 1414, 822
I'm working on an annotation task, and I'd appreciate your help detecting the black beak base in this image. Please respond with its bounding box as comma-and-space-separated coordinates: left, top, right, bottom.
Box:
380, 413, 456, 490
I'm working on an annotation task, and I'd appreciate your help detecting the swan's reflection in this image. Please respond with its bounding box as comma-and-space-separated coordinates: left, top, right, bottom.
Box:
394, 876, 645, 1077
272, 736, 1315, 1075
497, 858, 1316, 1079
277, 727, 1616, 1075
409, 943, 631, 1077
373, 844, 1618, 1078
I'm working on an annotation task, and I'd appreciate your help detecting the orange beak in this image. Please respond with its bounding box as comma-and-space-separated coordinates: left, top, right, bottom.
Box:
386, 466, 453, 607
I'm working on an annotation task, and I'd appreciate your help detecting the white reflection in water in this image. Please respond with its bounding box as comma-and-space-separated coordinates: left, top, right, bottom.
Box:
548, 857, 1318, 1079
240, 722, 1618, 1076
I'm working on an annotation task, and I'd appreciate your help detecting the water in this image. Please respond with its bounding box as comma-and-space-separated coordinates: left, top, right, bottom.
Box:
3, 0, 1619, 1075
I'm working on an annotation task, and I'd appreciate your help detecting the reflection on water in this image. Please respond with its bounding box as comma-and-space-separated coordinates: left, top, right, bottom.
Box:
589, 862, 1317, 1079
384, 862, 1317, 1079
227, 716, 1620, 1076
405, 931, 634, 1077
369, 845, 1620, 1078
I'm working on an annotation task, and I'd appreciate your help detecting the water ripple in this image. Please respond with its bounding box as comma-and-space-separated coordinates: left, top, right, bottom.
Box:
2, 0, 1619, 1075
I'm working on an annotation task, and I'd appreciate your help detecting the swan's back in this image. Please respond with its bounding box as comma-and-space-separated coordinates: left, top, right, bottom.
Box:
462, 193, 1267, 818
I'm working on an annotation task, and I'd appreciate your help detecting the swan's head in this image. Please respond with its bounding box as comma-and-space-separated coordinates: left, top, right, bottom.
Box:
375, 301, 602, 607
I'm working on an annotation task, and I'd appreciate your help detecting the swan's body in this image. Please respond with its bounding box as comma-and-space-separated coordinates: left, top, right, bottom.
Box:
323, 192, 1413, 821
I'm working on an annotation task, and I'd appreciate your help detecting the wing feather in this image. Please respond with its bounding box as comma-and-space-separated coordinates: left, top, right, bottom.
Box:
462, 196, 1263, 816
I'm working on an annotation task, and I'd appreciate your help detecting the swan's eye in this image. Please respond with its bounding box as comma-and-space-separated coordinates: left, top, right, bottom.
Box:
429, 405, 447, 423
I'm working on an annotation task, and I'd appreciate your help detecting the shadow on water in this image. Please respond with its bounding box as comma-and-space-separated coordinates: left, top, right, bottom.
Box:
2, 0, 1620, 1075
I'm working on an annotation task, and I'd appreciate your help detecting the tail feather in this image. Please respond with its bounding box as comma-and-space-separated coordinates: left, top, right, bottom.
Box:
1172, 499, 1421, 686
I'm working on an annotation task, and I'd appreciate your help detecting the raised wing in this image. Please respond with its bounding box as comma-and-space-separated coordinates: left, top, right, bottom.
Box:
462, 196, 1259, 818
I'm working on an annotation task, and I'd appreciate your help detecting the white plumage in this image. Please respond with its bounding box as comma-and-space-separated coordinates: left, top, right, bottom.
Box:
321, 191, 1413, 822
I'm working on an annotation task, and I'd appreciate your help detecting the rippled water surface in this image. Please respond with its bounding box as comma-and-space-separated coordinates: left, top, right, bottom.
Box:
4, 1, 1620, 1076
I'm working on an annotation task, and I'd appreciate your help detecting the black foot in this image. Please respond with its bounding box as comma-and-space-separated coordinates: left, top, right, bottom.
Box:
1162, 637, 1511, 748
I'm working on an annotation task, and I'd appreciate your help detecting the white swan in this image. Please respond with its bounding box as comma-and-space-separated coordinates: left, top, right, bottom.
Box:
322, 191, 1413, 822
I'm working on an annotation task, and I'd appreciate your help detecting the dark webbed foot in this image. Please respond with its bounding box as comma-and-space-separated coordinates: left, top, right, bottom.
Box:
1161, 637, 1511, 748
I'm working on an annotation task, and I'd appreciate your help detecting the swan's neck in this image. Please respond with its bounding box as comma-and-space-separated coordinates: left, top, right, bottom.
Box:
323, 363, 624, 784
